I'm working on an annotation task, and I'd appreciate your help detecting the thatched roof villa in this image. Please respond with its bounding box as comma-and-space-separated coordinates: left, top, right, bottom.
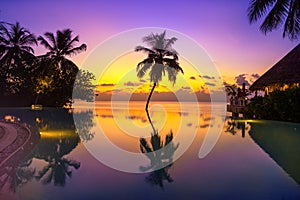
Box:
250, 44, 300, 93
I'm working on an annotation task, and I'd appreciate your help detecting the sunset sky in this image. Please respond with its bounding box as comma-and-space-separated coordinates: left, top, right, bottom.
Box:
1, 0, 298, 100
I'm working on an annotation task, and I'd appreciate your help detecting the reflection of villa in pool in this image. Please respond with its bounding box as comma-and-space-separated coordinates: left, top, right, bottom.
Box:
249, 120, 300, 185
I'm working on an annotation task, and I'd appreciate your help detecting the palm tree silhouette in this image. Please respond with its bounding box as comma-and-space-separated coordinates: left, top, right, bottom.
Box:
225, 119, 248, 138
0, 22, 37, 94
0, 22, 37, 67
34, 132, 81, 187
35, 157, 80, 187
135, 31, 184, 111
248, 0, 300, 40
36, 29, 87, 106
139, 109, 179, 189
0, 159, 36, 193
37, 29, 86, 70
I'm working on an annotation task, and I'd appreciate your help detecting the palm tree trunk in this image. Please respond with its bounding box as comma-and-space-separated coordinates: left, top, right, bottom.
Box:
146, 109, 156, 134
145, 82, 156, 111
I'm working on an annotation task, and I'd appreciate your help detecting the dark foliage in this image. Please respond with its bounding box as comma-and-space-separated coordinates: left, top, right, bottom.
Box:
0, 21, 91, 107
245, 87, 300, 122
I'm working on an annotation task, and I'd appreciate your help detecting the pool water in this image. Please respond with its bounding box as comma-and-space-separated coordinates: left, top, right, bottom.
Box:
1, 102, 300, 200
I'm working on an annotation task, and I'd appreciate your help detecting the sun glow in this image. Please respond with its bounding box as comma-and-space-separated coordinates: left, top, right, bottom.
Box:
96, 51, 211, 97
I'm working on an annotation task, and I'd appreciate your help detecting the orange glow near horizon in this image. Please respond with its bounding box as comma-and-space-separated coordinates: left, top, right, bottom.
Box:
96, 51, 212, 97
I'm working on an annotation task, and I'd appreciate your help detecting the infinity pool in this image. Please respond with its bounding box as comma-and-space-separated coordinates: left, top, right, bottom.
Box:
1, 102, 300, 200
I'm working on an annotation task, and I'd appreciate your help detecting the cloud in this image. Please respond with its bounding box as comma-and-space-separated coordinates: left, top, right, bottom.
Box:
126, 115, 147, 123
251, 73, 260, 79
189, 76, 196, 80
99, 114, 113, 118
124, 81, 141, 86
139, 79, 147, 83
235, 74, 250, 86
203, 75, 215, 79
199, 124, 209, 128
223, 81, 231, 86
99, 83, 115, 87
205, 82, 216, 87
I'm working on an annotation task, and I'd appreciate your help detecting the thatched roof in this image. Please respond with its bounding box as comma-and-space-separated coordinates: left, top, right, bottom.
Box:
250, 44, 300, 91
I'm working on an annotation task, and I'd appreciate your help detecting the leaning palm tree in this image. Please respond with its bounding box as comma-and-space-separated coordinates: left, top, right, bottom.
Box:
248, 0, 300, 40
135, 31, 184, 111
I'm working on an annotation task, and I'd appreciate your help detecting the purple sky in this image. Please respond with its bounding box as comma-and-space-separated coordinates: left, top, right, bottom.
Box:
0, 0, 298, 82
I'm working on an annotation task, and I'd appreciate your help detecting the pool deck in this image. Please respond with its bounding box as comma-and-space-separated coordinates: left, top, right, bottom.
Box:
0, 122, 18, 152
0, 121, 31, 167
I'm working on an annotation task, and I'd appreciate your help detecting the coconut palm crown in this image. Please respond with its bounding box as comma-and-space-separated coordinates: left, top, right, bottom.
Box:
135, 31, 184, 110
0, 22, 37, 66
37, 29, 87, 71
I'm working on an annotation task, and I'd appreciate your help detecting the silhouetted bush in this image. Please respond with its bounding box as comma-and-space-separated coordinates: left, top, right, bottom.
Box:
245, 87, 300, 122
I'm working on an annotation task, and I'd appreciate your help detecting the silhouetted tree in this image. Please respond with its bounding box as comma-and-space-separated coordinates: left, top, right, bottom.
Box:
72, 69, 96, 102
0, 22, 37, 96
73, 110, 95, 142
139, 109, 179, 189
135, 31, 184, 111
34, 133, 81, 187
37, 29, 87, 106
248, 0, 300, 40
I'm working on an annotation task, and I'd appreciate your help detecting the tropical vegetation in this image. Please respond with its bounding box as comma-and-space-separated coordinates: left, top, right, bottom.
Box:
0, 21, 93, 107
245, 87, 300, 122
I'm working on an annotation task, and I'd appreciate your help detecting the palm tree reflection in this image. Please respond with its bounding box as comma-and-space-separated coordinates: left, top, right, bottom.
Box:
34, 133, 81, 187
225, 118, 248, 138
0, 159, 35, 193
35, 157, 80, 186
33, 109, 81, 186
139, 109, 179, 189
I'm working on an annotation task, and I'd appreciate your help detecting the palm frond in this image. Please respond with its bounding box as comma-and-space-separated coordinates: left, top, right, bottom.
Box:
65, 43, 87, 56
137, 62, 152, 78
135, 45, 154, 54
20, 45, 35, 54
165, 37, 177, 50
260, 0, 289, 34
163, 58, 184, 74
151, 134, 162, 151
137, 56, 154, 71
63, 35, 79, 53
283, 0, 300, 39
38, 35, 54, 51
57, 29, 72, 51
142, 32, 157, 47
248, 0, 277, 23
44, 32, 57, 50
19, 33, 37, 47
165, 65, 178, 84
163, 50, 179, 60
140, 138, 153, 153
2, 23, 13, 42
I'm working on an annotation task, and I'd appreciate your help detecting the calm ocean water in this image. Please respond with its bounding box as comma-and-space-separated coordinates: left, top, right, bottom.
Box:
1, 101, 300, 200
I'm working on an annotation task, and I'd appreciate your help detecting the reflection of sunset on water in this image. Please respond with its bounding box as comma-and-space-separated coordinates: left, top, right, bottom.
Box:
92, 101, 227, 157
95, 102, 185, 153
